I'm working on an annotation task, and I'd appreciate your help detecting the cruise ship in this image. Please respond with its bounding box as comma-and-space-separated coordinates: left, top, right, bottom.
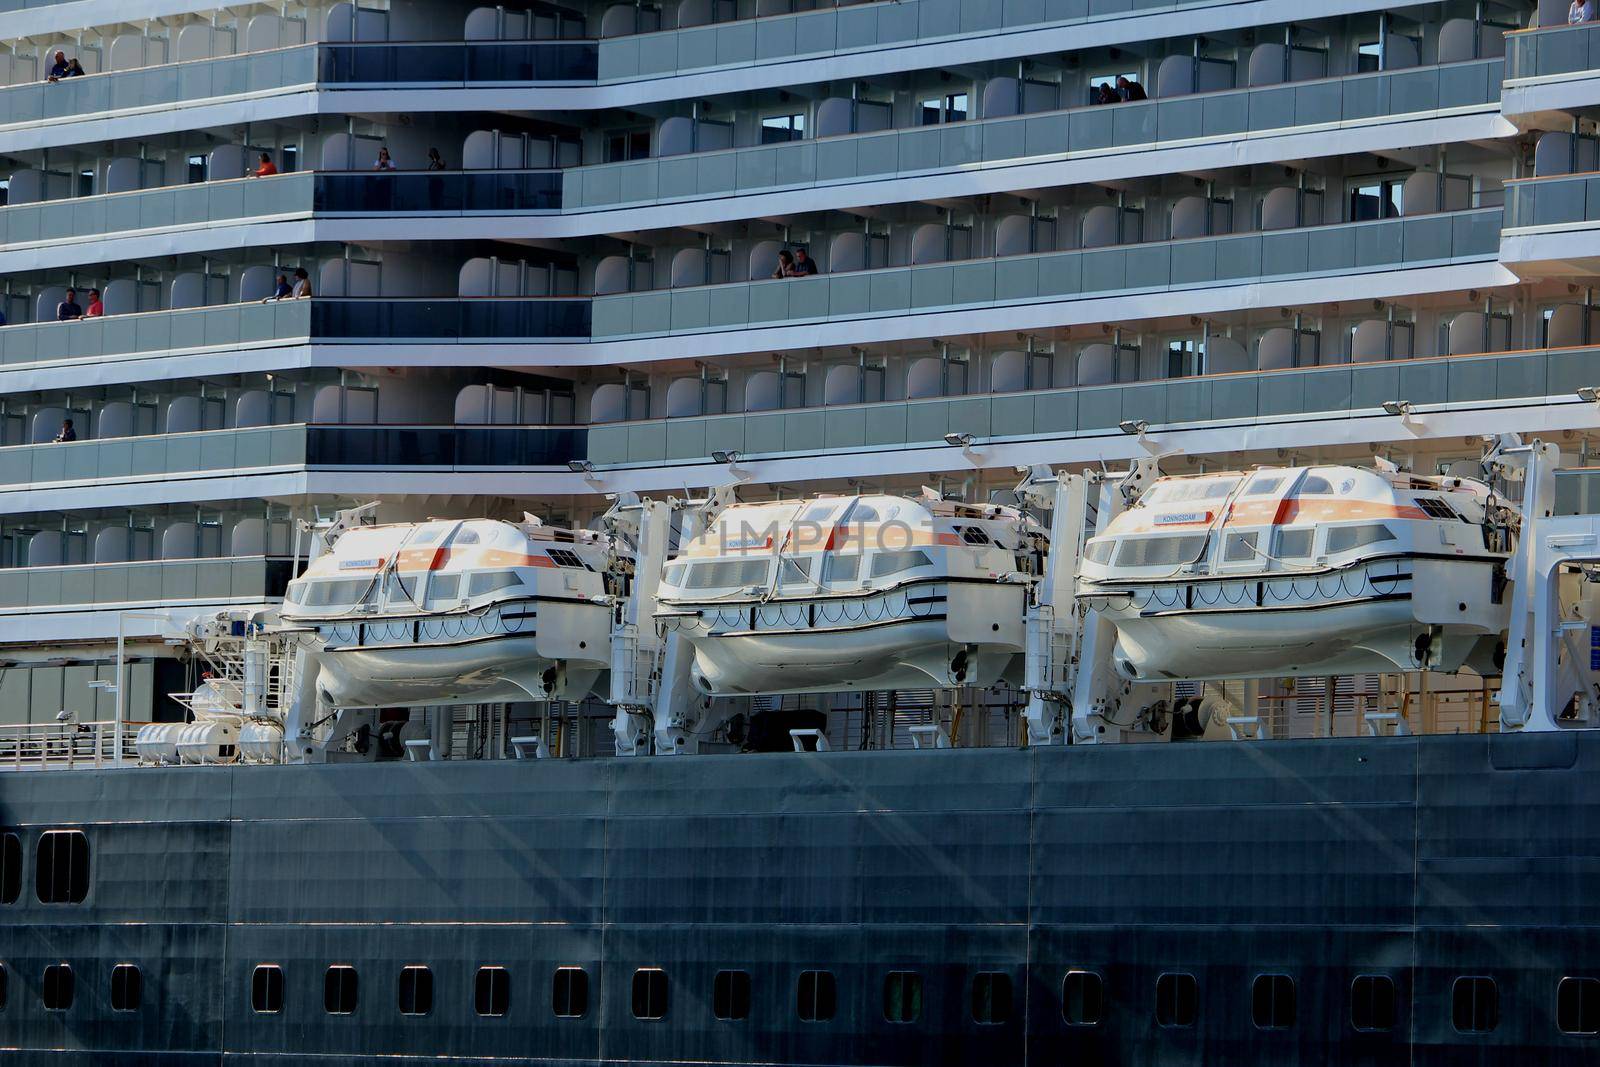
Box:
7, 0, 1600, 1062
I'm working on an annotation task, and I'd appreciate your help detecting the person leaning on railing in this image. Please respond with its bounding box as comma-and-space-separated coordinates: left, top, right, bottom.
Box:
1574, 0, 1598, 25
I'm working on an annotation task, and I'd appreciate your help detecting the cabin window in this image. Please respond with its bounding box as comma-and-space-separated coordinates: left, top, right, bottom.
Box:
797, 970, 836, 1022
110, 964, 142, 1012
632, 968, 668, 1020
1274, 529, 1313, 559
467, 571, 522, 597
1223, 533, 1259, 563
252, 965, 284, 1014
397, 965, 433, 1016
1156, 972, 1198, 1028
971, 972, 1012, 1024
1452, 976, 1497, 1033
1351, 974, 1395, 1032
1115, 535, 1207, 568
475, 967, 510, 1017
1325, 524, 1395, 554
778, 557, 813, 586
883, 971, 923, 1023
662, 563, 687, 586
552, 967, 588, 1018
1558, 976, 1600, 1035
42, 964, 73, 1011
36, 830, 89, 904
325, 965, 359, 1015
425, 573, 460, 606
1063, 970, 1104, 1026
1084, 541, 1113, 564
1252, 974, 1296, 1030
870, 550, 933, 579
822, 555, 861, 584
1243, 475, 1285, 496
713, 969, 751, 1021
686, 559, 768, 590
0, 831, 20, 904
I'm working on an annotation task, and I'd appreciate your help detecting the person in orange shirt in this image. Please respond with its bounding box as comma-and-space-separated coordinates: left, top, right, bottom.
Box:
251, 152, 278, 178
85, 288, 104, 317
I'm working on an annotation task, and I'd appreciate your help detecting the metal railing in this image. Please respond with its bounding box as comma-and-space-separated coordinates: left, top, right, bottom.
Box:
0, 718, 147, 771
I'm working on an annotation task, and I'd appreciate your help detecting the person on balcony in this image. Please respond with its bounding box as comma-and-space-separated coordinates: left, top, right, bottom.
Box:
771, 250, 796, 278
791, 247, 820, 275
1094, 82, 1119, 105
291, 267, 313, 299
85, 289, 103, 318
427, 148, 447, 171
65, 59, 86, 78
1116, 75, 1147, 102
374, 147, 397, 171
1573, 0, 1597, 23
251, 152, 278, 178
264, 274, 292, 302
45, 51, 70, 82
53, 419, 77, 443
56, 289, 83, 321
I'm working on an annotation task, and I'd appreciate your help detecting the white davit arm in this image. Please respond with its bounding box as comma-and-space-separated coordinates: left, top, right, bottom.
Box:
301, 501, 380, 564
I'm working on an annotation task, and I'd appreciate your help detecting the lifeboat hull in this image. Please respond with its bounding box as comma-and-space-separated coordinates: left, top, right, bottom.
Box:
674, 582, 1025, 696
307, 600, 610, 707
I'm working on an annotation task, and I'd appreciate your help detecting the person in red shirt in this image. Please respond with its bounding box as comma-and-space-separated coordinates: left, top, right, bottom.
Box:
85, 288, 104, 317
251, 152, 278, 177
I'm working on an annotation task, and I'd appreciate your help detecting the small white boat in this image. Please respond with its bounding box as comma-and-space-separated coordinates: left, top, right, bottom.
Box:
280, 518, 615, 707
1076, 464, 1510, 681
656, 493, 1038, 695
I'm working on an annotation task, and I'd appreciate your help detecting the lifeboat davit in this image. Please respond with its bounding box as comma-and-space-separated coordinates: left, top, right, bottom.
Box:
656, 493, 1038, 695
1076, 465, 1510, 681
280, 518, 615, 707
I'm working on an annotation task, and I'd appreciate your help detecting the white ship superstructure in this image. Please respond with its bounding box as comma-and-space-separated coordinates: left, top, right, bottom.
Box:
3, 0, 1600, 757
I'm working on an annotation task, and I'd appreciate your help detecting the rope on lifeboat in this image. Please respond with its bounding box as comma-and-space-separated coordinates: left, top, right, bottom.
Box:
1120, 562, 1408, 613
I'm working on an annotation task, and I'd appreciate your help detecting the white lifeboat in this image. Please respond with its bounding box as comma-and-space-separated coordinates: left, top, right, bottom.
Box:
1075, 465, 1510, 681
656, 493, 1037, 695
280, 517, 615, 707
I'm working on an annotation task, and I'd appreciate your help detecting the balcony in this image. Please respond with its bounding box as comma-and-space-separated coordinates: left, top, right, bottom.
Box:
0, 424, 586, 493
0, 555, 294, 612
0, 298, 590, 371
1503, 21, 1600, 120
1500, 172, 1600, 276
587, 343, 1599, 468
566, 57, 1505, 213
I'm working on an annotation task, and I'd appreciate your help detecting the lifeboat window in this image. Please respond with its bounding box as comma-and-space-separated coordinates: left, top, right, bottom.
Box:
1351, 974, 1396, 1032
797, 970, 836, 1022
883, 971, 923, 1024
425, 574, 461, 606
451, 529, 481, 546
1325, 524, 1395, 554
870, 550, 933, 578
467, 571, 522, 597
1084, 541, 1113, 564
822, 555, 861, 584
1148, 477, 1239, 504
1452, 976, 1497, 1033
842, 500, 881, 524
252, 965, 284, 1014
383, 571, 420, 605
1557, 976, 1600, 1035
42, 963, 73, 1011
1414, 496, 1459, 520
1115, 536, 1207, 568
1295, 476, 1335, 495
959, 526, 992, 545
410, 530, 442, 545
971, 972, 1012, 1025
547, 548, 589, 570
283, 583, 307, 605
1223, 533, 1259, 563
662, 563, 687, 587
1243, 475, 1285, 497
475, 966, 510, 1018
686, 559, 768, 590
778, 557, 813, 585
304, 578, 375, 608
1274, 528, 1313, 559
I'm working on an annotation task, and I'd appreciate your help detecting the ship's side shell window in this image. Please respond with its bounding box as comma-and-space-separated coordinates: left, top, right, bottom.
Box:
397, 965, 433, 1016
821, 555, 861, 584
1274, 529, 1313, 560
325, 965, 359, 1015
1557, 976, 1600, 1035
1062, 970, 1104, 1026
1452, 976, 1498, 1033
110, 964, 142, 1012
467, 571, 522, 597
686, 559, 768, 590
870, 550, 933, 579
713, 969, 751, 1021
1156, 972, 1198, 1028
883, 971, 923, 1024
971, 972, 1011, 1025
1223, 533, 1259, 563
1351, 974, 1395, 1032
252, 965, 284, 1014
632, 968, 668, 1020
1252, 974, 1296, 1030
0, 831, 20, 904
1326, 524, 1395, 554
1083, 541, 1113, 565
797, 970, 836, 1022
36, 830, 89, 904
552, 967, 588, 1018
1115, 535, 1207, 568
475, 967, 510, 1018
0, 965, 7, 1010
42, 964, 73, 1011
